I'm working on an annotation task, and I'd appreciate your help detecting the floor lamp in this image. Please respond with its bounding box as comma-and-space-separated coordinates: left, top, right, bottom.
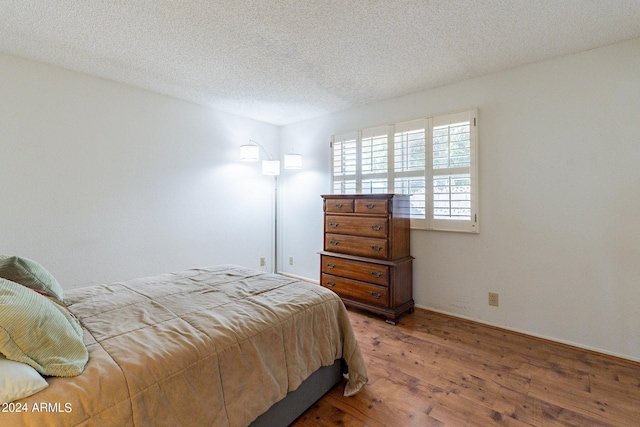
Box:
240, 140, 302, 273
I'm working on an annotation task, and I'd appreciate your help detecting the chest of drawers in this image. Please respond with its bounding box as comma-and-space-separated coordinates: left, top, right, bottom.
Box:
320, 194, 414, 324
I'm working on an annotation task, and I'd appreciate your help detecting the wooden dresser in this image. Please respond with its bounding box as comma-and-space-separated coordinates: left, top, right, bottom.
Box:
320, 194, 414, 324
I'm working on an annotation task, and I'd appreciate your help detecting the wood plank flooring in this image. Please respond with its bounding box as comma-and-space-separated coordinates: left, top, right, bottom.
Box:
292, 308, 640, 427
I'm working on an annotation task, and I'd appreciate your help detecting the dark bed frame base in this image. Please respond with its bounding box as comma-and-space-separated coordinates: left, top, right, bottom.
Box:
249, 359, 344, 427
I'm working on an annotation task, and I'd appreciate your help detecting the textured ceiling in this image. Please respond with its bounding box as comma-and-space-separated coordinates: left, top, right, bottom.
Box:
1, 1, 640, 125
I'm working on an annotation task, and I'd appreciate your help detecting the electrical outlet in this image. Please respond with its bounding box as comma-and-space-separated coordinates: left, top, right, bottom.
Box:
488, 292, 499, 307
289, 256, 294, 265
260, 257, 266, 267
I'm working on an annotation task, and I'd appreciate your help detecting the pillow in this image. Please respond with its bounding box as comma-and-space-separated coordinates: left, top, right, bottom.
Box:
0, 255, 65, 302
0, 278, 88, 377
0, 353, 49, 404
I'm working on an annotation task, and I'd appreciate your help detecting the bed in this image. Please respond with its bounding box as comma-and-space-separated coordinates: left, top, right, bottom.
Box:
0, 262, 368, 427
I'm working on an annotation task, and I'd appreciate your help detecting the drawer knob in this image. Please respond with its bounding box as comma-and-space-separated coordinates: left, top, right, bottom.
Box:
370, 292, 382, 299
370, 245, 382, 251
365, 204, 376, 209
370, 271, 382, 278
329, 240, 339, 246
328, 222, 339, 228
326, 281, 336, 287
334, 203, 343, 208
326, 263, 336, 268
370, 225, 382, 231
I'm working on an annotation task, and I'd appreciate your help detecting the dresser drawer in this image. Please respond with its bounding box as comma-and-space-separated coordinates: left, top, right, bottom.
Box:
321, 274, 388, 307
325, 233, 388, 259
354, 199, 388, 214
325, 215, 388, 238
321, 255, 389, 286
324, 198, 354, 213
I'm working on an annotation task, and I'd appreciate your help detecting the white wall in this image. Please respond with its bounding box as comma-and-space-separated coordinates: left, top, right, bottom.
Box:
0, 52, 279, 288
279, 37, 640, 361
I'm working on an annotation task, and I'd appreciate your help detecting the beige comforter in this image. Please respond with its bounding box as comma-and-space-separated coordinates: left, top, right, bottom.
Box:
5, 265, 367, 427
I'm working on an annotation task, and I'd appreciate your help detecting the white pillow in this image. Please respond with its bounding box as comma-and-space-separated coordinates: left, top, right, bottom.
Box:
0, 353, 49, 404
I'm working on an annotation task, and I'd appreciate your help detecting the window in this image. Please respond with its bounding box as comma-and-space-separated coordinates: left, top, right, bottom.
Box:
331, 110, 478, 232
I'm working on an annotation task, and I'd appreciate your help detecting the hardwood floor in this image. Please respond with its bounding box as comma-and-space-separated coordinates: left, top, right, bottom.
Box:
292, 308, 640, 427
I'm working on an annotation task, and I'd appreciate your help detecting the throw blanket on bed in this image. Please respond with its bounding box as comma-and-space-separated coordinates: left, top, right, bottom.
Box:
4, 265, 367, 427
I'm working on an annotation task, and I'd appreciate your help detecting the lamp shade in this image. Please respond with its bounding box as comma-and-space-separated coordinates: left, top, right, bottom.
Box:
284, 153, 302, 169
240, 144, 259, 161
262, 160, 280, 175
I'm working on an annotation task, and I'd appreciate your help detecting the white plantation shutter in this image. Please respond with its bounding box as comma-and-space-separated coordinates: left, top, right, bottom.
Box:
361, 126, 389, 194
331, 109, 478, 232
430, 110, 477, 232
393, 119, 427, 228
332, 131, 358, 194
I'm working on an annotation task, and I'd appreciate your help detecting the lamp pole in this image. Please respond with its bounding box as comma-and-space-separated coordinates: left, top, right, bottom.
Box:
273, 175, 278, 274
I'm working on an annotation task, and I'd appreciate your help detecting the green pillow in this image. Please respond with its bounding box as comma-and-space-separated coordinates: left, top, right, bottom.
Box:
0, 255, 65, 302
0, 278, 88, 377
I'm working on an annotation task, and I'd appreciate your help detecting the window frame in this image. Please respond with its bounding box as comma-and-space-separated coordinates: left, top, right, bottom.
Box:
331, 109, 479, 233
